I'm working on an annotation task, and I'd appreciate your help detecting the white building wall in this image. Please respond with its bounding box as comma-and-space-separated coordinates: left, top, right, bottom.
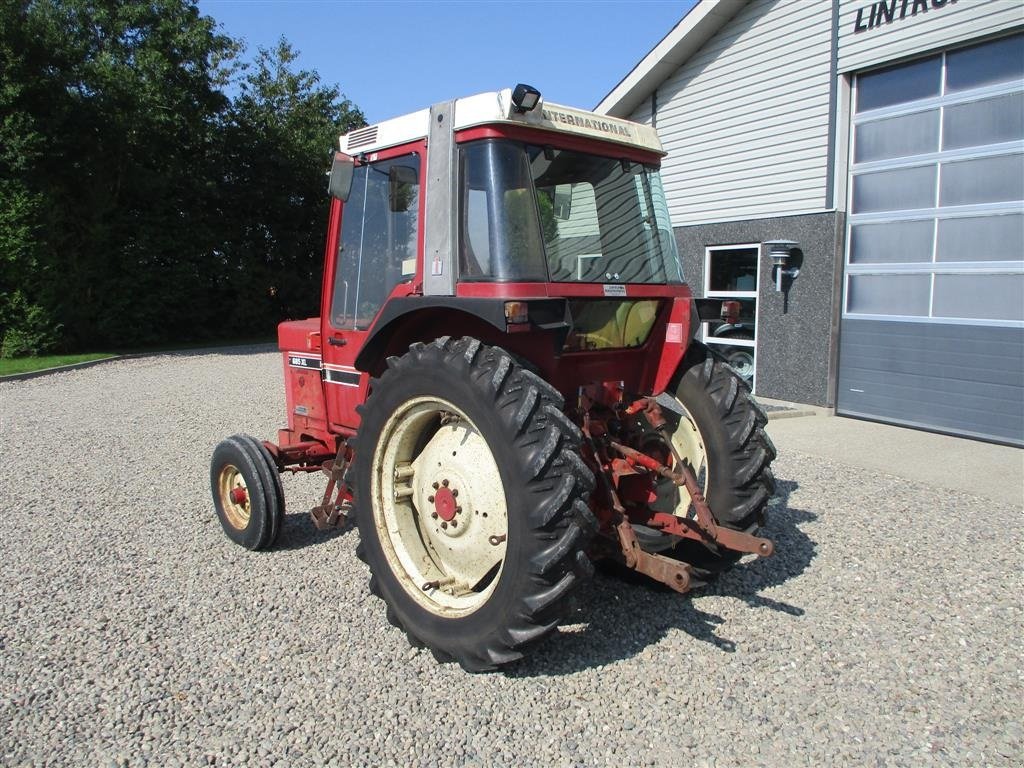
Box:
838, 0, 1024, 73
632, 0, 834, 225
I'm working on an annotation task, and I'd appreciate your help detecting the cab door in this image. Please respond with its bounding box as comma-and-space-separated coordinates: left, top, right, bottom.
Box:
321, 148, 423, 432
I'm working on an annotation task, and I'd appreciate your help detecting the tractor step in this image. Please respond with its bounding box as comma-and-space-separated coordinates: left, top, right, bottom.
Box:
310, 499, 350, 530
310, 443, 352, 530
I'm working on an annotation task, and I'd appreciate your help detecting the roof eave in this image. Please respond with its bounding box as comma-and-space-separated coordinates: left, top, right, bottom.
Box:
595, 0, 749, 118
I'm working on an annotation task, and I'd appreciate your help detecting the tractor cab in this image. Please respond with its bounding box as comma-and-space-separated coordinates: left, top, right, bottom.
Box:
279, 85, 696, 447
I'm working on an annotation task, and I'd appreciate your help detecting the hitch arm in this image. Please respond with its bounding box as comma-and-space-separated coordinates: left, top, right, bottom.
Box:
615, 517, 693, 594
580, 413, 693, 593
607, 440, 774, 558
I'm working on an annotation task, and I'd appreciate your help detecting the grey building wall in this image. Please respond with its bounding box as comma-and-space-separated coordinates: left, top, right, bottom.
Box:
675, 212, 842, 407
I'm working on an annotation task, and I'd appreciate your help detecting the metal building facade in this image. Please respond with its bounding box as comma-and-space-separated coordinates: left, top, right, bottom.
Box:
598, 0, 1024, 445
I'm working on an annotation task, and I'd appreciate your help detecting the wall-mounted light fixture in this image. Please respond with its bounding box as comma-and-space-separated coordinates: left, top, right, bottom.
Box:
764, 240, 800, 292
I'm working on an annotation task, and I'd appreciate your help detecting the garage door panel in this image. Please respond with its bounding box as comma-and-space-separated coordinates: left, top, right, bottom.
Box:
838, 319, 1024, 445
839, 334, 1024, 380
840, 360, 1024, 388
841, 391, 1019, 429
839, 366, 1023, 404
838, 407, 1021, 445
936, 214, 1024, 262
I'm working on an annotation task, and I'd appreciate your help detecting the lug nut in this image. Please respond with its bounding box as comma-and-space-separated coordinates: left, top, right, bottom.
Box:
431, 512, 438, 519
441, 522, 448, 529
450, 520, 457, 528
455, 506, 462, 514
451, 489, 458, 498
442, 479, 449, 487
432, 481, 439, 490
428, 495, 434, 503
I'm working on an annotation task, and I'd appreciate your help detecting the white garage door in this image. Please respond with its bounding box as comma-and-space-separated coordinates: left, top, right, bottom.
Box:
838, 32, 1024, 445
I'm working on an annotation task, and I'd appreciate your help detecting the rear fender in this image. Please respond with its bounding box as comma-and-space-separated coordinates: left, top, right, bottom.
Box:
650, 297, 699, 396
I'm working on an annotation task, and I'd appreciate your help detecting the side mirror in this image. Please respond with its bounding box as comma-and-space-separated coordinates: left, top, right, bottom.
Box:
388, 165, 418, 212
328, 152, 355, 201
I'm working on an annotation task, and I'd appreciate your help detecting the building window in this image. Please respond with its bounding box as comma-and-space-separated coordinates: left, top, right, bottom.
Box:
845, 33, 1024, 325
703, 245, 758, 389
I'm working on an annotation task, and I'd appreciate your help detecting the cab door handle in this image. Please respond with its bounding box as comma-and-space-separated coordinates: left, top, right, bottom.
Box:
328, 336, 347, 347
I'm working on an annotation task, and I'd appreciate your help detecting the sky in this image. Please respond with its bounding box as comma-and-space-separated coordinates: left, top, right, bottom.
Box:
197, 0, 696, 123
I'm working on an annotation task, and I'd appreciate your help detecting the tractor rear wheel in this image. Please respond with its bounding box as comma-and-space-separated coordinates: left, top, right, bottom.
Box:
352, 337, 595, 672
210, 434, 285, 550
665, 344, 776, 571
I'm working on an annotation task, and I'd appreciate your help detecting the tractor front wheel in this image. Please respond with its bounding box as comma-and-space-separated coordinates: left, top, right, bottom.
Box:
352, 337, 595, 672
210, 434, 285, 550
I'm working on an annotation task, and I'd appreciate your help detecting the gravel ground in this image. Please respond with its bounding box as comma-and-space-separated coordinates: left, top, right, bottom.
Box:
1, 349, 1022, 767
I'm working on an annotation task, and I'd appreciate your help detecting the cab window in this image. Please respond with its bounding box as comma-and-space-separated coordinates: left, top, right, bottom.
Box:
331, 154, 420, 329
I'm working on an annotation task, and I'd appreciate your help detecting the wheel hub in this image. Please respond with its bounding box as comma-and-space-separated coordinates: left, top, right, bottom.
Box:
432, 485, 458, 522
373, 397, 509, 617
217, 464, 251, 530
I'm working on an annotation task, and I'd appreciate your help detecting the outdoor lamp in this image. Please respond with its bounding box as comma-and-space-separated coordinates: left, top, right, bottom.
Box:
765, 240, 800, 292
511, 83, 542, 113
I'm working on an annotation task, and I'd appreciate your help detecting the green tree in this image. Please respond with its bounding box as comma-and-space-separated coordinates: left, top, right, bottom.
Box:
217, 39, 365, 333
0, 1, 366, 353
0, 0, 55, 355
1, 0, 241, 349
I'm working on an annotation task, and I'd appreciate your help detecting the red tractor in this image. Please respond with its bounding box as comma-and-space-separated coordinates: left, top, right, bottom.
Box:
211, 85, 776, 671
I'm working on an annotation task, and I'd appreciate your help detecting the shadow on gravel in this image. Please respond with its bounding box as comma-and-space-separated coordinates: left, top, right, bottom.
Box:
274, 512, 351, 551
509, 477, 818, 677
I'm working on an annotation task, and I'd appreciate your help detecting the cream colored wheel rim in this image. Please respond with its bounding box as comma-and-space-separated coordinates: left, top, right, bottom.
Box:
218, 464, 251, 530
669, 403, 710, 515
371, 397, 508, 618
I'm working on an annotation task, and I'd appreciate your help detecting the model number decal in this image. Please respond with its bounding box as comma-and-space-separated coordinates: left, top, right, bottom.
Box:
288, 354, 322, 370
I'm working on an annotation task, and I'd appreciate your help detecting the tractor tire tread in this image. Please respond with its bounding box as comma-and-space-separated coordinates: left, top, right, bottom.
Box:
234, 434, 285, 549
675, 345, 775, 532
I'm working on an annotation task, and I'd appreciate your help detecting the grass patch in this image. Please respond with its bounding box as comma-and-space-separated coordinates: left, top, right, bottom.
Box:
0, 353, 115, 376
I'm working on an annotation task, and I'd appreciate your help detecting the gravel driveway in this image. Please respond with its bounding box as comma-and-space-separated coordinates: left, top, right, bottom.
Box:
2, 349, 1021, 767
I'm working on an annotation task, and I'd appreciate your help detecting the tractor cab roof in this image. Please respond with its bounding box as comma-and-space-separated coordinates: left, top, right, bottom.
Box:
339, 87, 664, 157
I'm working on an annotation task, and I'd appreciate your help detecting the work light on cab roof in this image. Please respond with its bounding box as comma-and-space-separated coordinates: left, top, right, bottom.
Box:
510, 83, 542, 113
209, 82, 778, 673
